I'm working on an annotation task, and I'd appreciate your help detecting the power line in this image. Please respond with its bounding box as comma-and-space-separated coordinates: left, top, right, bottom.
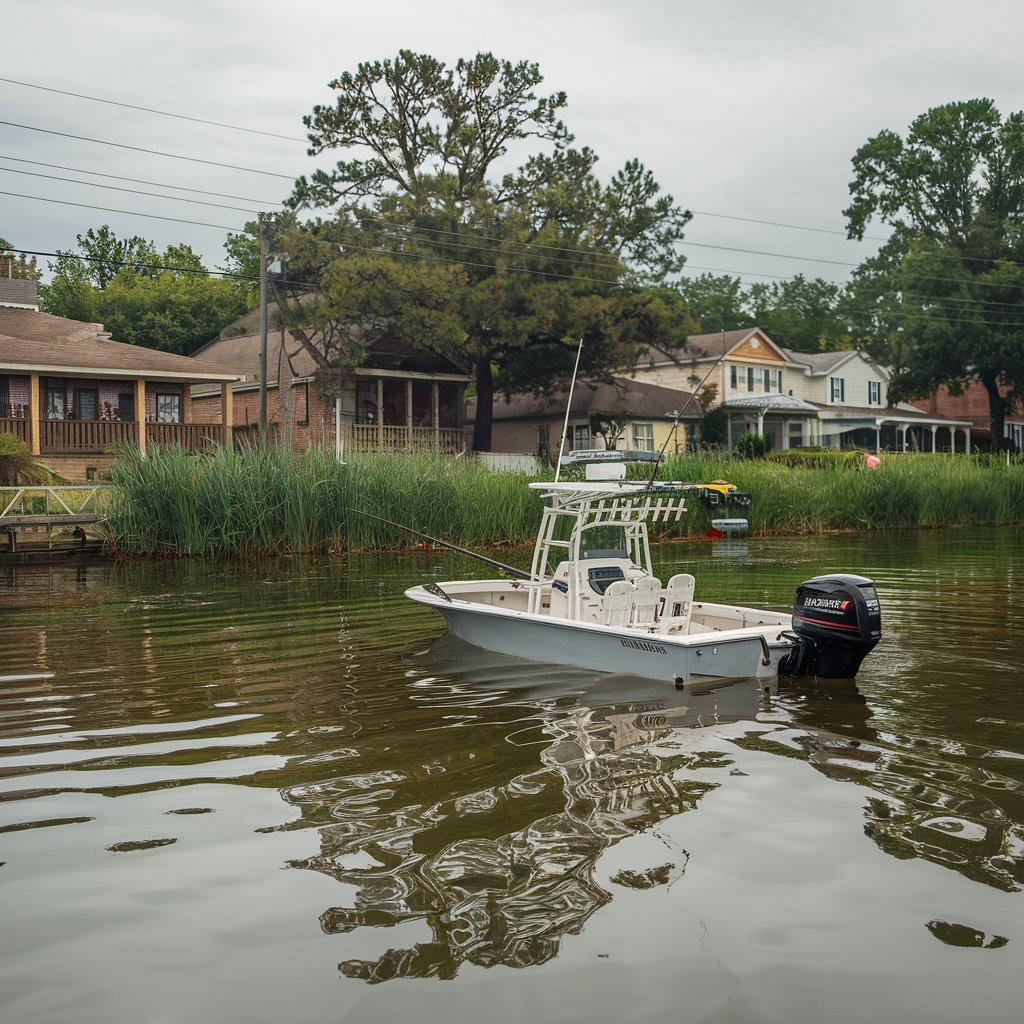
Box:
0, 190, 245, 233
10, 236, 1024, 330
0, 154, 284, 205
690, 209, 887, 244
0, 164, 262, 214
0, 76, 307, 143
0, 120, 296, 180
9, 247, 257, 280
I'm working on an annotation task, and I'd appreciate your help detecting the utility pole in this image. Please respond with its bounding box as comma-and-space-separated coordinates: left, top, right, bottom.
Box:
258, 216, 268, 445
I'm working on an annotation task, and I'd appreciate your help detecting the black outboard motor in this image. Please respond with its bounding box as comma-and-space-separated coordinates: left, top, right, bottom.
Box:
779, 574, 882, 678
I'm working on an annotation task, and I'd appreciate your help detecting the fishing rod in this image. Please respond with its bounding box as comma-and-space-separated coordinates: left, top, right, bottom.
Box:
349, 508, 534, 581
645, 332, 732, 490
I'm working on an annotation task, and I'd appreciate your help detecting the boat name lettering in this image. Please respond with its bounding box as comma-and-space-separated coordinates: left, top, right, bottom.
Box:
620, 638, 668, 655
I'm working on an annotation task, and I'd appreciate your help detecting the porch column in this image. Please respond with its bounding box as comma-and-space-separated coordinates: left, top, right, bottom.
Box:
726, 411, 733, 449
432, 382, 440, 446
135, 379, 146, 456
376, 378, 384, 450
406, 380, 413, 450
220, 382, 233, 449
29, 373, 40, 456
930, 425, 937, 452
965, 427, 971, 454
875, 423, 881, 452
780, 417, 788, 450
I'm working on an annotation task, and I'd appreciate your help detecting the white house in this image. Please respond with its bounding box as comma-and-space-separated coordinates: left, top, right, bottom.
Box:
631, 327, 973, 452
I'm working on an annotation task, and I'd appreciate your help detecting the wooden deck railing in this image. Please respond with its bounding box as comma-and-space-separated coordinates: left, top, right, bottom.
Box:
349, 424, 464, 455
41, 420, 138, 453
147, 423, 223, 451
0, 417, 30, 444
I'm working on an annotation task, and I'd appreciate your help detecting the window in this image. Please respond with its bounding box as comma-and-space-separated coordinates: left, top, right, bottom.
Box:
118, 393, 135, 421
763, 369, 771, 392
74, 386, 98, 421
776, 369, 784, 393
746, 367, 754, 391
537, 424, 550, 459
355, 380, 378, 424
0, 376, 8, 417
438, 383, 460, 428
868, 381, 881, 405
572, 424, 591, 450
156, 393, 181, 423
46, 380, 66, 420
730, 366, 738, 389
296, 382, 309, 427
830, 377, 845, 402
632, 422, 654, 451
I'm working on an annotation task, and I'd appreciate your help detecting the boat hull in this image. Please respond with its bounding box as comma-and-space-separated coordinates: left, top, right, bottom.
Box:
407, 584, 792, 684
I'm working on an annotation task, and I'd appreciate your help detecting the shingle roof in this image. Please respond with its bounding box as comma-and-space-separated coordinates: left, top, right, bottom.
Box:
0, 308, 244, 381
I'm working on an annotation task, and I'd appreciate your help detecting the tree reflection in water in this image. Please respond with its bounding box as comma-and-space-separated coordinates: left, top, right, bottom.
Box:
290, 681, 760, 983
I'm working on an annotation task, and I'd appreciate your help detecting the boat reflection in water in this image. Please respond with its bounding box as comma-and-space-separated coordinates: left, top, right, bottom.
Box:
294, 637, 775, 983
765, 674, 1024, 895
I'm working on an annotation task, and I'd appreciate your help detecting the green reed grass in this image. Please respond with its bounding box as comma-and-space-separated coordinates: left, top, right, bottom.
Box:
105, 446, 1024, 558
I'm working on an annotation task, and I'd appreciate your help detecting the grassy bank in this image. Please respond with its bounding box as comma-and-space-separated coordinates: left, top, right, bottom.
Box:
105, 446, 1024, 558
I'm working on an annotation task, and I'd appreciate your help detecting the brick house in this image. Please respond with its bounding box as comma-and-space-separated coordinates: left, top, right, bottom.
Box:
468, 377, 701, 459
190, 310, 471, 455
908, 384, 1024, 451
0, 285, 243, 482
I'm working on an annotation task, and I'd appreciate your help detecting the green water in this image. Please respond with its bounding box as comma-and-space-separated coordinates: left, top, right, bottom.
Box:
1, 530, 1022, 1023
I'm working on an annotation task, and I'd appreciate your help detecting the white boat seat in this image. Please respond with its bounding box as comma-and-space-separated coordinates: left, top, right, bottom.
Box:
658, 573, 695, 634
630, 576, 662, 627
602, 579, 633, 627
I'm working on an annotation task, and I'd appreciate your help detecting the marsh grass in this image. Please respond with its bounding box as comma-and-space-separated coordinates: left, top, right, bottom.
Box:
106, 446, 1024, 558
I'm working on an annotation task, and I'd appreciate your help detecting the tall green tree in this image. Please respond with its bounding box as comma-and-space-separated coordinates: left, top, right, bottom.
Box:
747, 275, 850, 352
289, 51, 693, 450
0, 237, 41, 282
845, 99, 1024, 441
39, 226, 248, 355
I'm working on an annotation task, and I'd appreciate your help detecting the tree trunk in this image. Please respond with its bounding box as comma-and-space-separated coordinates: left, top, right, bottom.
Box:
471, 359, 494, 452
981, 372, 1007, 449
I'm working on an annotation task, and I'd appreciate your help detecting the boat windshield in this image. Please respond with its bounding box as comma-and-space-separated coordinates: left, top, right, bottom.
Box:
579, 526, 629, 560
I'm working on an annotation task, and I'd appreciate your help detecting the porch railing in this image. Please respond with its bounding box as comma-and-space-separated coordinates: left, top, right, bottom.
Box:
147, 423, 224, 451
0, 417, 30, 444
41, 419, 138, 453
349, 424, 465, 455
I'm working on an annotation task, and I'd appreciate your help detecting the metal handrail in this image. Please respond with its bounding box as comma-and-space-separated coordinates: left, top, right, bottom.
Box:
0, 485, 110, 519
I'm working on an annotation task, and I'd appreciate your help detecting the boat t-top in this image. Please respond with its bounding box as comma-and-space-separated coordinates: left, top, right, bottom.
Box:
405, 451, 881, 686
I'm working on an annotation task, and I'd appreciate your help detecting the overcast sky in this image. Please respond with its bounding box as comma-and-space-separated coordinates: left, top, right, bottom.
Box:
3, 0, 1024, 294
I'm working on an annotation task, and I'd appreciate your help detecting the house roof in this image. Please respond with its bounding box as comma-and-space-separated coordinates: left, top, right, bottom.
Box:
814, 402, 973, 427
482, 377, 699, 422
0, 307, 244, 382
782, 347, 891, 379
193, 315, 470, 384
644, 327, 794, 366
723, 394, 820, 413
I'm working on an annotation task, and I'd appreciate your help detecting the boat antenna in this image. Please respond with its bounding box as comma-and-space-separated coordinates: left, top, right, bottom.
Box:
348, 508, 534, 580
644, 331, 730, 490
553, 336, 585, 484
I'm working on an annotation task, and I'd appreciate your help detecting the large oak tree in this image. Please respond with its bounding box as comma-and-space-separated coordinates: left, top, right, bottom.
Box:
287, 50, 694, 450
844, 99, 1024, 443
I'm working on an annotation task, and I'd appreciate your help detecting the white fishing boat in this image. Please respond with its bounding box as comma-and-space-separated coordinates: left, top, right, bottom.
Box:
405, 453, 882, 686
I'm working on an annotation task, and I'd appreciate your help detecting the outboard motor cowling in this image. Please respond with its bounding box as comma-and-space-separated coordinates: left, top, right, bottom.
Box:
779, 574, 882, 678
